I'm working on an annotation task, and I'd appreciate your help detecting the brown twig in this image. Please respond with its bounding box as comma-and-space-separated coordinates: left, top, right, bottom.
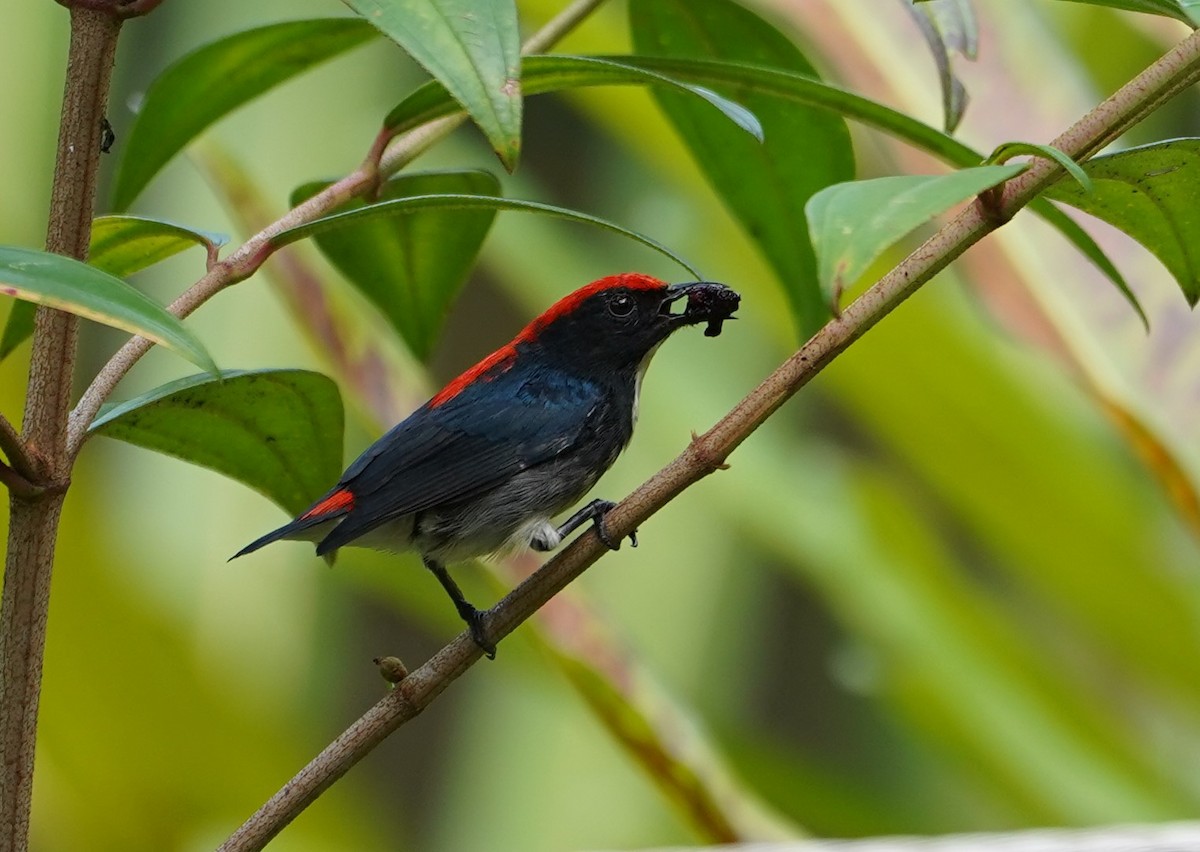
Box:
0, 6, 124, 850
216, 28, 1200, 852
66, 164, 379, 455
0, 415, 36, 484
0, 463, 41, 501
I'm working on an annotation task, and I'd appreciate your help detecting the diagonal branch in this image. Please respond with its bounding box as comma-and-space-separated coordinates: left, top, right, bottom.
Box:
0, 413, 37, 483
216, 27, 1200, 852
0, 462, 40, 500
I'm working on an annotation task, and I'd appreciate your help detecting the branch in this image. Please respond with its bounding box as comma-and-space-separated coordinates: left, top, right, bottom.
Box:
217, 27, 1200, 852
0, 414, 37, 484
67, 163, 379, 455
520, 0, 608, 55
66, 0, 612, 457
0, 463, 41, 501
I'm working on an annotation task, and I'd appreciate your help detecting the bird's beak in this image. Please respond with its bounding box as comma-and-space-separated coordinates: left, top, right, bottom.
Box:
662, 280, 710, 303
660, 281, 741, 337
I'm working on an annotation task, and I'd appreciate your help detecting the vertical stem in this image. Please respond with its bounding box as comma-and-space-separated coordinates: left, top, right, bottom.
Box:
0, 498, 66, 849
0, 8, 121, 850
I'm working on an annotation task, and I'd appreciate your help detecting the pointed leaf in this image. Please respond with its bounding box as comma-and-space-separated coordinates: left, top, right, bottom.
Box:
904, 0, 978, 132
384, 53, 1136, 322
384, 54, 762, 142
111, 18, 378, 211
630, 0, 856, 338
989, 141, 1093, 194
984, 141, 1155, 325
385, 54, 969, 164
272, 193, 702, 277
348, 0, 522, 169
577, 56, 1138, 317
1044, 139, 1200, 305
0, 245, 216, 372
805, 165, 1024, 306
0, 302, 34, 363
292, 170, 500, 360
89, 215, 226, 277
1, 216, 222, 362
90, 370, 343, 517
1034, 200, 1148, 328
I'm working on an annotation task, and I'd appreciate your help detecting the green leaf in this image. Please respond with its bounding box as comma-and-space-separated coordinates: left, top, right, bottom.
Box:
349, 0, 522, 169
291, 170, 499, 361
985, 151, 1151, 328
805, 165, 1024, 306
989, 141, 1093, 194
90, 370, 343, 517
1033, 199, 1148, 328
384, 54, 763, 143
0, 302, 34, 362
630, 0, 856, 338
111, 18, 378, 211
272, 193, 702, 278
1, 216, 222, 363
0, 245, 216, 373
1050, 0, 1200, 26
89, 215, 226, 277
387, 54, 971, 165
1045, 139, 1200, 304
904, 0, 978, 132
582, 56, 1139, 316
380, 53, 1139, 321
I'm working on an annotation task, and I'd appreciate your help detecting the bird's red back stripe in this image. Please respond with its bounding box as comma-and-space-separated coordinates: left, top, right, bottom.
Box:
428, 273, 667, 409
302, 488, 354, 519
428, 345, 518, 408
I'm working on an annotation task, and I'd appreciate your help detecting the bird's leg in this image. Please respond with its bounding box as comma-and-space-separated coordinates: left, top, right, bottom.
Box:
537, 498, 638, 552
422, 556, 496, 659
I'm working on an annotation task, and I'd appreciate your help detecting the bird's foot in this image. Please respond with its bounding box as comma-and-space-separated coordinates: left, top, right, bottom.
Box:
593, 501, 638, 551
461, 605, 497, 660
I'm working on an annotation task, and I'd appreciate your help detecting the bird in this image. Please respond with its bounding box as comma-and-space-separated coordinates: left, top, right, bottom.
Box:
233, 273, 740, 657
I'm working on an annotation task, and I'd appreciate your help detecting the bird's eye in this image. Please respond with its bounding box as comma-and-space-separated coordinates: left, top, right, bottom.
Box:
608, 293, 635, 318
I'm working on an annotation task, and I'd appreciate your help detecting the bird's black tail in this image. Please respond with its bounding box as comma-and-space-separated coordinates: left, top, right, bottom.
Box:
229, 521, 301, 560
230, 487, 354, 561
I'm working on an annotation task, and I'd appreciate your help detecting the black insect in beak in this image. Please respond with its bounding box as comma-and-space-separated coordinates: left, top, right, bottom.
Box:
662, 281, 741, 337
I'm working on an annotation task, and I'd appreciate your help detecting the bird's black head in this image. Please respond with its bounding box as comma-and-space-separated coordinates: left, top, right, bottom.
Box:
520, 274, 740, 373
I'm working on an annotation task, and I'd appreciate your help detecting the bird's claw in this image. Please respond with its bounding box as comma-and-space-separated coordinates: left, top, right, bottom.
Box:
595, 509, 637, 551
462, 605, 497, 659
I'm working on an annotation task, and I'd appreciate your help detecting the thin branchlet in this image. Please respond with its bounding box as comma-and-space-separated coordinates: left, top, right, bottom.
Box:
0, 414, 37, 482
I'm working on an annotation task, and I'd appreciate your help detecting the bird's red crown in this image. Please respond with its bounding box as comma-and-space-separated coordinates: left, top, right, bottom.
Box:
428, 274, 667, 408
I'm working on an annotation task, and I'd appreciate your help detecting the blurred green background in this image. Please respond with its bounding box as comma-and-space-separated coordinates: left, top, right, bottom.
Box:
3, 1, 1200, 849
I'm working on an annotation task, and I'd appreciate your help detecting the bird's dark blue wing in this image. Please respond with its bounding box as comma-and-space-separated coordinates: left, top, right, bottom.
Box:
316, 364, 607, 552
